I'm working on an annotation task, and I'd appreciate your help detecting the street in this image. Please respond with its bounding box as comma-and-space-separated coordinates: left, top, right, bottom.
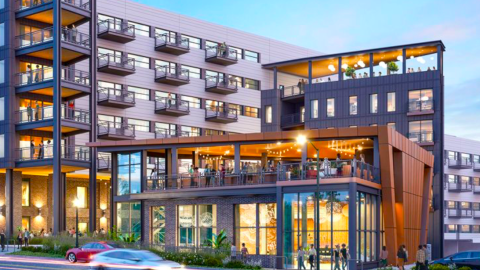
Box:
0, 255, 89, 269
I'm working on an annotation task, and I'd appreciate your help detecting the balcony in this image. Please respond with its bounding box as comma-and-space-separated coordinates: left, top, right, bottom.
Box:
474, 163, 480, 172
474, 185, 480, 194
15, 0, 90, 26
97, 153, 111, 172
15, 145, 90, 168
98, 121, 135, 141
281, 112, 305, 129
280, 85, 304, 102
205, 76, 238, 95
155, 128, 188, 139
205, 45, 239, 66
154, 98, 190, 116
446, 209, 473, 218
154, 66, 190, 86
154, 34, 190, 55
98, 54, 135, 76
474, 210, 480, 219
407, 99, 434, 116
448, 158, 473, 169
446, 182, 472, 192
408, 131, 434, 146
205, 108, 238, 123
97, 19, 135, 43
97, 87, 135, 108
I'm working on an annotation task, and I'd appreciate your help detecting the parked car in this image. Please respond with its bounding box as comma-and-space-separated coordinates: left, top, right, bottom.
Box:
431, 250, 480, 269
90, 249, 183, 270
66, 242, 119, 263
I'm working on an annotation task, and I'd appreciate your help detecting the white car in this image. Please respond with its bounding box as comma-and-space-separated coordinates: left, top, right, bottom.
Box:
90, 249, 183, 270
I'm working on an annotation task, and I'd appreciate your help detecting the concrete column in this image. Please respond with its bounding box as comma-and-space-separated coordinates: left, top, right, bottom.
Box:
338, 57, 343, 81
193, 151, 199, 167
370, 53, 374, 76
171, 148, 178, 175
47, 174, 54, 232
165, 204, 176, 246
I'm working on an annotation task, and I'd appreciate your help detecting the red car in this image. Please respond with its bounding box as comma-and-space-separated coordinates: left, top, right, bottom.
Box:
66, 242, 119, 263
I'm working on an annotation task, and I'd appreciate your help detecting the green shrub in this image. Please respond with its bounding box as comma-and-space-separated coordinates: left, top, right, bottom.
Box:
28, 238, 44, 245
204, 257, 223, 267
225, 260, 246, 269
458, 267, 471, 270
429, 264, 450, 270
21, 246, 43, 253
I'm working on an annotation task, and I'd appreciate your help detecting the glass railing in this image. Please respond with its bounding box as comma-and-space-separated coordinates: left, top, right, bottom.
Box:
15, 67, 53, 86
155, 66, 190, 81
61, 0, 90, 10
97, 153, 111, 170
447, 158, 472, 168
61, 68, 90, 85
15, 105, 90, 124
155, 97, 189, 112
281, 112, 305, 127
98, 53, 135, 70
280, 85, 304, 98
446, 182, 472, 191
16, 0, 53, 11
205, 45, 239, 61
446, 209, 472, 218
98, 19, 135, 37
205, 107, 238, 120
61, 28, 90, 48
15, 27, 53, 49
155, 128, 180, 139
98, 120, 135, 138
97, 87, 135, 104
408, 131, 433, 143
408, 99, 434, 112
155, 33, 189, 49
15, 145, 89, 161
205, 75, 238, 90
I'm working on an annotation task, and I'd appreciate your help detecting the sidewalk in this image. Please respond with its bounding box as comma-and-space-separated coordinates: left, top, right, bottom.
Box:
0, 245, 42, 255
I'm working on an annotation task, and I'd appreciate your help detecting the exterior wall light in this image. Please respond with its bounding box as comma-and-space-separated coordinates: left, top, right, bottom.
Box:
37, 207, 42, 217
102, 209, 106, 218
0, 205, 4, 217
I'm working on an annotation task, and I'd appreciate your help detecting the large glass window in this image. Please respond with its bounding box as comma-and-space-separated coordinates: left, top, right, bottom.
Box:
127, 86, 150, 100
117, 202, 141, 238
372, 49, 403, 77
406, 46, 438, 73
370, 94, 378, 114
181, 126, 200, 137
0, 60, 4, 84
341, 54, 370, 80
0, 134, 4, 158
151, 206, 165, 245
244, 106, 259, 118
117, 152, 141, 195
181, 34, 201, 49
265, 106, 272, 123
181, 96, 201, 108
327, 98, 335, 117
128, 119, 149, 132
349, 96, 357, 115
408, 89, 433, 112
387, 92, 396, 112
128, 54, 150, 69
311, 100, 318, 119
181, 65, 201, 79
22, 179, 30, 206
245, 78, 259, 90
0, 23, 4, 47
357, 192, 378, 262
178, 205, 196, 247
408, 120, 433, 143
245, 50, 259, 63
0, 97, 4, 120
178, 204, 217, 247
128, 21, 150, 37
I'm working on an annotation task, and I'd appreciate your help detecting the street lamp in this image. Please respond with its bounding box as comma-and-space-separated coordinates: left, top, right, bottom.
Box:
73, 197, 80, 248
296, 135, 320, 270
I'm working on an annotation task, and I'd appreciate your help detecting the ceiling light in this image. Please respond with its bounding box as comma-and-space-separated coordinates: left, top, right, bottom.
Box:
341, 64, 348, 69
410, 56, 415, 59
354, 64, 358, 68
328, 64, 336, 72
397, 55, 402, 61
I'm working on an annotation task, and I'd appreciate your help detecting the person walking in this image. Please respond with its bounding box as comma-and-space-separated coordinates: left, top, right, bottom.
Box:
230, 243, 237, 261
35, 103, 40, 121
308, 244, 316, 270
379, 246, 388, 269
240, 243, 249, 262
46, 140, 52, 158
24, 229, 30, 247
340, 244, 348, 270
30, 140, 36, 160
17, 231, 23, 249
37, 142, 43, 159
297, 247, 306, 270
26, 65, 32, 84
423, 245, 431, 267
397, 245, 407, 270
0, 229, 6, 252
205, 164, 211, 187
416, 245, 426, 270
333, 245, 341, 270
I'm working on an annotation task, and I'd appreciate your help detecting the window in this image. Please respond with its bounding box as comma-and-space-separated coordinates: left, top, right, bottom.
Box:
349, 96, 357, 115
181, 126, 200, 137
98, 14, 122, 29
408, 120, 433, 143
178, 205, 217, 247
128, 21, 150, 37
116, 201, 141, 237
244, 106, 259, 118
127, 86, 149, 100
387, 92, 396, 112
22, 217, 30, 231
98, 48, 122, 63
310, 100, 318, 119
181, 34, 201, 49
182, 65, 201, 79
204, 129, 225, 136
0, 0, 4, 9
0, 134, 4, 158
128, 119, 149, 132
152, 206, 166, 245
245, 50, 259, 63
0, 97, 4, 120
387, 122, 396, 130
155, 28, 175, 42
229, 104, 242, 116
0, 60, 4, 84
327, 98, 335, 117
117, 152, 141, 195
181, 96, 201, 108
370, 94, 378, 113
350, 126, 358, 128
228, 75, 242, 87
265, 106, 272, 123
230, 46, 242, 59
22, 180, 30, 206
446, 225, 457, 233
128, 54, 150, 69
78, 223, 88, 233
245, 78, 259, 90
460, 225, 471, 233
409, 89, 433, 112
155, 122, 176, 136
205, 100, 224, 111
76, 187, 87, 208
0, 23, 4, 47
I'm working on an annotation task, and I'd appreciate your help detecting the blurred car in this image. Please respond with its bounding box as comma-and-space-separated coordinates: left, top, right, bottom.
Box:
430, 250, 480, 269
90, 249, 183, 270
66, 242, 120, 263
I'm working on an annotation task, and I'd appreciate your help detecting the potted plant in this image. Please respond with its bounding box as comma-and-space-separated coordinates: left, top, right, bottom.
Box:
387, 62, 399, 75
344, 66, 355, 78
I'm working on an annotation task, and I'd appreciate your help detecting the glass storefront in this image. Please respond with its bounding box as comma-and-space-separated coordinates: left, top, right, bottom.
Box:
177, 204, 217, 247
117, 152, 141, 195
152, 206, 165, 245
116, 202, 141, 238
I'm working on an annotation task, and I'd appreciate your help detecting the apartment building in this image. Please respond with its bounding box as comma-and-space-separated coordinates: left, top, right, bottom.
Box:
444, 134, 480, 255
0, 0, 317, 237
260, 41, 445, 257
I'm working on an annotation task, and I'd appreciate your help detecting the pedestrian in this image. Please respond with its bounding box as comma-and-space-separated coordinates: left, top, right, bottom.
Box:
416, 245, 426, 270
30, 140, 35, 160
71, 24, 77, 42
27, 103, 33, 122
35, 103, 40, 121
39, 228, 45, 237
333, 245, 341, 270
297, 246, 306, 270
205, 164, 211, 187
37, 142, 43, 159
26, 65, 32, 84
397, 245, 407, 270
379, 246, 388, 269
231, 243, 237, 261
340, 244, 348, 270
241, 243, 248, 262
24, 229, 30, 247
0, 229, 6, 252
423, 245, 431, 267
308, 244, 316, 270
93, 230, 98, 238
17, 231, 23, 249
46, 140, 52, 158
34, 65, 40, 82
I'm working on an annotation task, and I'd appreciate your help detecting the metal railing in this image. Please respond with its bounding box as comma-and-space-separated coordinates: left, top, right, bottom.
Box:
98, 53, 135, 70
474, 162, 480, 171
98, 19, 135, 37
154, 128, 189, 139
16, 0, 53, 11
15, 67, 53, 86
155, 97, 189, 112
155, 33, 189, 49
408, 99, 434, 112
15, 145, 89, 161
446, 209, 472, 218
281, 112, 305, 127
205, 45, 239, 61
474, 210, 480, 218
15, 27, 53, 48
98, 153, 111, 170
61, 0, 90, 10
280, 85, 304, 98
408, 131, 433, 143
155, 66, 190, 81
61, 27, 90, 48
447, 158, 472, 168
205, 75, 238, 90
62, 67, 90, 85
97, 87, 135, 104
15, 105, 90, 124
98, 120, 135, 138
205, 107, 238, 120
446, 182, 472, 191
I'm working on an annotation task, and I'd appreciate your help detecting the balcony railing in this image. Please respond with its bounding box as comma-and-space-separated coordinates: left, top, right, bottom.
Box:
98, 53, 135, 71
15, 67, 53, 86
474, 185, 480, 194
473, 162, 480, 172
408, 99, 434, 113
205, 75, 239, 93
155, 33, 189, 50
280, 85, 304, 98
61, 0, 90, 10
155, 97, 189, 112
16, 0, 52, 11
97, 19, 135, 37
15, 105, 90, 124
281, 112, 305, 127
155, 66, 190, 82
61, 28, 90, 48
205, 107, 238, 120
446, 209, 473, 218
446, 182, 472, 192
61, 68, 90, 85
145, 159, 379, 191
155, 128, 189, 139
98, 120, 135, 138
408, 132, 433, 144
474, 210, 480, 219
97, 153, 111, 171
15, 145, 89, 162
15, 27, 53, 49
448, 158, 473, 169
97, 87, 135, 104
205, 45, 239, 65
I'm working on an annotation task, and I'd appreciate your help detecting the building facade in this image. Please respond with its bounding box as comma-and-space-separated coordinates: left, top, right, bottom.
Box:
260, 41, 445, 257
0, 0, 318, 237
89, 126, 434, 270
444, 134, 480, 255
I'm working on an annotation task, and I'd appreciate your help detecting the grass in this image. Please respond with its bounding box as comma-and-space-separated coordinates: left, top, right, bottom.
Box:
9, 250, 65, 259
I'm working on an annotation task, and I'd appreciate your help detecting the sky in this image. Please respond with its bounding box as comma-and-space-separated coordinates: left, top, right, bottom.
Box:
133, 0, 480, 140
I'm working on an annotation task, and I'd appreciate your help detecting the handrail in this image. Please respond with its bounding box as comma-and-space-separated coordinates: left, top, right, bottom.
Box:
15, 145, 90, 161
280, 85, 304, 98
281, 112, 305, 126
408, 131, 433, 143
15, 66, 53, 86
205, 75, 238, 90
97, 87, 135, 104
408, 99, 434, 112
61, 0, 91, 10
155, 97, 189, 112
16, 0, 53, 11
446, 182, 472, 191
98, 53, 135, 70
15, 105, 90, 124
447, 208, 473, 217
154, 128, 184, 139
447, 158, 472, 167
97, 153, 111, 170
155, 33, 189, 49
15, 27, 53, 48
155, 66, 190, 81
62, 67, 90, 85
205, 107, 238, 119
97, 19, 135, 37
61, 27, 90, 48
205, 44, 239, 61
98, 120, 135, 137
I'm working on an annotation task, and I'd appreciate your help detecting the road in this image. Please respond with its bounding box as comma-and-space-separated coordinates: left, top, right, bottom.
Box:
0, 255, 90, 269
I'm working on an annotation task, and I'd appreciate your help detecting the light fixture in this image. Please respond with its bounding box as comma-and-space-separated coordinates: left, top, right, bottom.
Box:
341, 63, 348, 70
296, 135, 307, 145
276, 141, 281, 145
397, 55, 403, 61
328, 64, 336, 72
37, 207, 42, 217
102, 209, 106, 218
0, 205, 4, 217
410, 55, 415, 59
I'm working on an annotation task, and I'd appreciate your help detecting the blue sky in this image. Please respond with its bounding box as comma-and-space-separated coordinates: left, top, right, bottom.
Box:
134, 0, 480, 140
